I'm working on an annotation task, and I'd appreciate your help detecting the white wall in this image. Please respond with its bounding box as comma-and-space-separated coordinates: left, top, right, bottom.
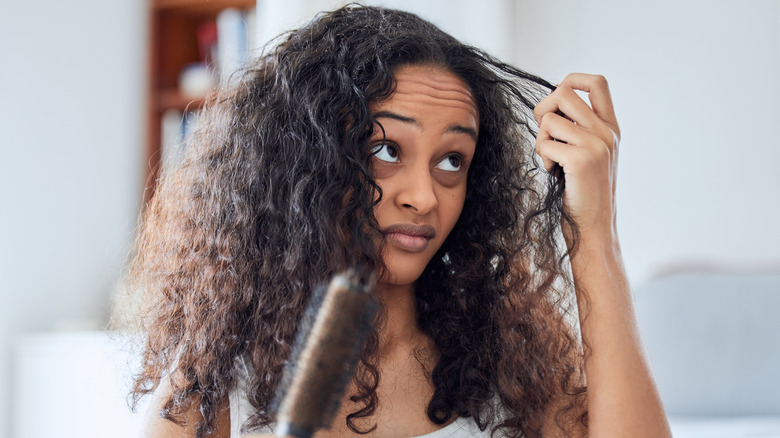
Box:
513, 0, 780, 284
0, 0, 146, 436
14, 332, 147, 438
257, 0, 515, 61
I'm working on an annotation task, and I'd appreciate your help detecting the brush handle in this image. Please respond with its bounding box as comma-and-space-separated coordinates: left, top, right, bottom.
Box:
274, 272, 376, 438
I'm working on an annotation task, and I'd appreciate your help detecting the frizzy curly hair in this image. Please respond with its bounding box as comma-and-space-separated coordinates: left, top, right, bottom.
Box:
122, 4, 587, 438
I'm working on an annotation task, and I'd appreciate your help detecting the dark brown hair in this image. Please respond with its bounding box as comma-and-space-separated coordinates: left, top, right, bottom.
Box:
122, 5, 586, 437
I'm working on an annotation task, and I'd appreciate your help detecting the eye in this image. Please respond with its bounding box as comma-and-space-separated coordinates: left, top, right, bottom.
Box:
436, 154, 462, 172
370, 143, 400, 163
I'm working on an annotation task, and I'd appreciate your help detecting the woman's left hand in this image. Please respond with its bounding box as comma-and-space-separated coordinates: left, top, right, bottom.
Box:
536, 75, 672, 438
533, 73, 621, 242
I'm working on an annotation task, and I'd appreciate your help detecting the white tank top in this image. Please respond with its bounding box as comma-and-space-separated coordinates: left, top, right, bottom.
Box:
227, 357, 495, 437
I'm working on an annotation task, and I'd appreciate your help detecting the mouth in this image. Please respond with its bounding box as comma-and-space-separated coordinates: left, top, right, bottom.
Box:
382, 224, 436, 252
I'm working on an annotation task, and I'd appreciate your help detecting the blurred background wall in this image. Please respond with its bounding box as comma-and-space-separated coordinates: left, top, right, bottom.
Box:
0, 1, 777, 437
512, 1, 780, 283
0, 0, 146, 436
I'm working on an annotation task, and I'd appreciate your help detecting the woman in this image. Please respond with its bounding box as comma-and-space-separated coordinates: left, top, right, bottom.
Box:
126, 5, 671, 438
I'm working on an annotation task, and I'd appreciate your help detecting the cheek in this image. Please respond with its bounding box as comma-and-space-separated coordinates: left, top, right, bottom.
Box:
371, 159, 397, 180
441, 189, 467, 232
371, 181, 389, 219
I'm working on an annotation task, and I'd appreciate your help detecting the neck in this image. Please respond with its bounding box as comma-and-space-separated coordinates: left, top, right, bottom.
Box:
375, 282, 430, 355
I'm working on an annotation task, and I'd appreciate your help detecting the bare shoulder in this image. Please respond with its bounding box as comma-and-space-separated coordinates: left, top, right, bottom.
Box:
139, 376, 231, 438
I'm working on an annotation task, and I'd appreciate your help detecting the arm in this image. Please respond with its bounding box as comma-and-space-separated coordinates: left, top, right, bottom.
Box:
534, 73, 671, 437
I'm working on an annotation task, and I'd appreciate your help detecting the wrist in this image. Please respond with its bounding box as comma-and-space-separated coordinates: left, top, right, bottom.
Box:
577, 228, 620, 254
568, 228, 625, 281
564, 219, 620, 255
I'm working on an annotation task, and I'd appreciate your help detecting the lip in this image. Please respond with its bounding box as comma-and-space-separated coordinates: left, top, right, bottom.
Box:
383, 223, 436, 253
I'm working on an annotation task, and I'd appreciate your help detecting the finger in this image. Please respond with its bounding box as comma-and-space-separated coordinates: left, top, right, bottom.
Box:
537, 112, 582, 146
558, 73, 619, 135
538, 112, 606, 153
536, 149, 557, 172
535, 138, 584, 173
534, 130, 556, 172
536, 116, 581, 173
535, 121, 560, 172
535, 86, 616, 150
534, 85, 603, 131
539, 155, 557, 172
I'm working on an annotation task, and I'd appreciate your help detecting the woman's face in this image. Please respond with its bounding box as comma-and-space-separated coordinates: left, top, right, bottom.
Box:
369, 64, 479, 287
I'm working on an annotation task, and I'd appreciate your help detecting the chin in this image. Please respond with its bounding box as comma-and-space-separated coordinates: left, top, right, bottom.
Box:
378, 254, 429, 288
379, 270, 423, 288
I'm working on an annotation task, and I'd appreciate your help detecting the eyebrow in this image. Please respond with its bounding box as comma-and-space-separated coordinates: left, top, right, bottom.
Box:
373, 110, 478, 141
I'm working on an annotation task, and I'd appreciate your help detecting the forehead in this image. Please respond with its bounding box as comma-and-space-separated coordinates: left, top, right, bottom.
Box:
373, 65, 479, 119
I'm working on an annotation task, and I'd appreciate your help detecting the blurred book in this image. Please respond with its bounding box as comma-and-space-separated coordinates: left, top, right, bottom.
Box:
161, 108, 184, 170
217, 6, 256, 86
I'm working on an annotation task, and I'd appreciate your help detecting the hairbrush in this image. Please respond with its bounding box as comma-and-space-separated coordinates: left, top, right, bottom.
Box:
273, 270, 377, 438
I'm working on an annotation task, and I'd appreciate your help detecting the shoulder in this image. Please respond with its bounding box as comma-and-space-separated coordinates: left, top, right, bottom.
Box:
139, 376, 231, 438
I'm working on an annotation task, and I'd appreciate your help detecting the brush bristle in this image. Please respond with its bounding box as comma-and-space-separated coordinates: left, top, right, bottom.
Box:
274, 270, 377, 437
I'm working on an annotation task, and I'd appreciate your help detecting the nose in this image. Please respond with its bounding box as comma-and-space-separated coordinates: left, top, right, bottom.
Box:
396, 166, 438, 215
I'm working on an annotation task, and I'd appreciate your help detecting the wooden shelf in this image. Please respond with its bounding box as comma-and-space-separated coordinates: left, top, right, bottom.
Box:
157, 88, 206, 111
145, 0, 255, 203
153, 0, 255, 13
